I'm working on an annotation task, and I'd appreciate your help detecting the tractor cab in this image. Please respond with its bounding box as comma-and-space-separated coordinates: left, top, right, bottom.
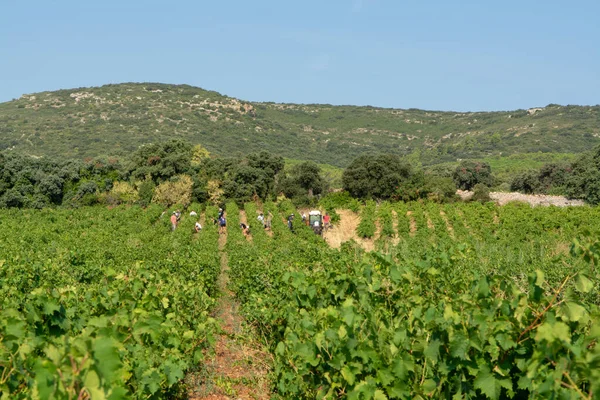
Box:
308, 210, 323, 235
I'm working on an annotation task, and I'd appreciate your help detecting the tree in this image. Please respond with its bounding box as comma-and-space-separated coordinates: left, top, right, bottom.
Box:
152, 175, 193, 207
107, 181, 138, 205
538, 163, 570, 192
423, 176, 457, 202
565, 147, 600, 204
510, 170, 541, 194
136, 179, 155, 207
471, 183, 491, 203
190, 144, 211, 166
0, 188, 24, 208
342, 154, 412, 199
207, 180, 224, 206
453, 161, 493, 190
36, 174, 64, 204
247, 151, 284, 177
276, 161, 328, 205
128, 140, 193, 183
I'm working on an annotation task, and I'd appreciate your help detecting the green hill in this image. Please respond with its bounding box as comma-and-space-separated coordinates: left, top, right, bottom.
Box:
1, 82, 598, 166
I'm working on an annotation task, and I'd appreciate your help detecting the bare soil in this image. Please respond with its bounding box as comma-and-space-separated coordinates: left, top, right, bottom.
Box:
188, 220, 271, 399
406, 211, 417, 236
391, 210, 400, 246
323, 209, 360, 249
456, 190, 585, 207
439, 210, 454, 237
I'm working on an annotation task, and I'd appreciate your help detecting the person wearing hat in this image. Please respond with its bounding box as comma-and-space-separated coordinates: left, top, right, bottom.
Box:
287, 213, 295, 233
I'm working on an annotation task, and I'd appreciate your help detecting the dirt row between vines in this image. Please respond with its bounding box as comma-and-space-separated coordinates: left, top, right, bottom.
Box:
188, 213, 271, 400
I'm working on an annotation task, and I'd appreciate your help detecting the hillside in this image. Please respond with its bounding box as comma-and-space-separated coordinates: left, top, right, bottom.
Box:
1, 82, 599, 166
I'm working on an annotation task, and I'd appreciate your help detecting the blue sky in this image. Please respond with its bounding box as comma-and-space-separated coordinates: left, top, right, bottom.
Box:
1, 0, 599, 111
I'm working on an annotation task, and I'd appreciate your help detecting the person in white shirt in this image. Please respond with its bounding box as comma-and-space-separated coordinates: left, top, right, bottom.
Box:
195, 221, 202, 233
257, 213, 265, 226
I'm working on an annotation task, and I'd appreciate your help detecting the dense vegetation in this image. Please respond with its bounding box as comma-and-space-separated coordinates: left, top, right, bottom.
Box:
0, 139, 330, 209
1, 193, 600, 398
1, 83, 599, 166
3, 82, 600, 399
2, 140, 600, 210
226, 200, 600, 399
0, 205, 220, 398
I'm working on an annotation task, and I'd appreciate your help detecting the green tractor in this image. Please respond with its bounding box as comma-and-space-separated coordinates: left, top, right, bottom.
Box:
308, 210, 323, 235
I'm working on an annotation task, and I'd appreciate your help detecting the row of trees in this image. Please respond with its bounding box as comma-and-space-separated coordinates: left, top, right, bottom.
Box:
509, 147, 600, 204
340, 147, 600, 205
0, 140, 329, 209
341, 155, 492, 203
2, 140, 599, 208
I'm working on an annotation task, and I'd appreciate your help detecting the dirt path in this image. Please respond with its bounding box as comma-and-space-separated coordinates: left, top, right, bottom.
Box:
439, 210, 454, 238
323, 210, 360, 249
188, 224, 270, 399
406, 211, 417, 237
391, 210, 400, 246
456, 190, 585, 207
322, 209, 380, 251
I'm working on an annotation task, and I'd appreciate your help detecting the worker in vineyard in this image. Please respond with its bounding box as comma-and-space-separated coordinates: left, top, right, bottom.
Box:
302, 212, 307, 226
265, 211, 273, 230
195, 221, 202, 233
175, 210, 181, 222
323, 212, 331, 230
218, 215, 226, 234
240, 223, 251, 236
171, 212, 178, 231
257, 212, 265, 227
287, 213, 295, 233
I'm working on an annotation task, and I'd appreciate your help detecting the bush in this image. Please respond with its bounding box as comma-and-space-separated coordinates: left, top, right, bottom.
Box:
152, 175, 193, 207
319, 191, 361, 213
565, 148, 600, 204
136, 179, 155, 207
342, 154, 413, 199
108, 181, 138, 205
453, 161, 493, 190
471, 184, 491, 203
423, 176, 457, 203
510, 170, 541, 194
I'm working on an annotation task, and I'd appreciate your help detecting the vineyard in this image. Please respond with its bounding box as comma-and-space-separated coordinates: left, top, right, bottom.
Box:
0, 205, 221, 398
1, 201, 600, 399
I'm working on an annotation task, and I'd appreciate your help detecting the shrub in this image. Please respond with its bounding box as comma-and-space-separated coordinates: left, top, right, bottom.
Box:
108, 181, 138, 205
319, 191, 361, 213
423, 176, 457, 203
343, 154, 413, 199
510, 170, 541, 194
136, 179, 155, 207
152, 175, 193, 207
471, 183, 491, 203
565, 147, 600, 204
453, 161, 493, 190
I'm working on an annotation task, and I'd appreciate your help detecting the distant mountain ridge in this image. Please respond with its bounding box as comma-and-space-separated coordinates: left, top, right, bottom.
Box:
0, 82, 598, 166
